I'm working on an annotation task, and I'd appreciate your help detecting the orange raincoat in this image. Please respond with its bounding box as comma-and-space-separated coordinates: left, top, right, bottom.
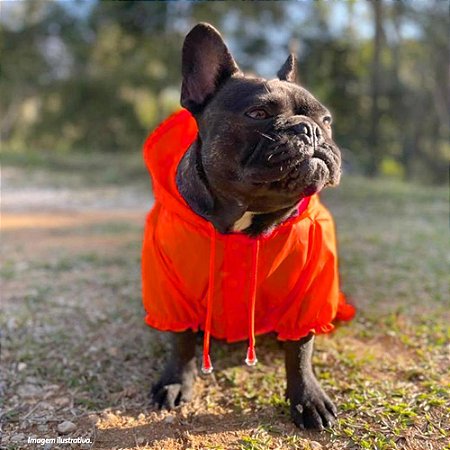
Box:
142, 109, 355, 371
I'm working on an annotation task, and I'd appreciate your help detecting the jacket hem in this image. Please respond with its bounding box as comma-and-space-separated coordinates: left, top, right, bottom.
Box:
144, 315, 348, 343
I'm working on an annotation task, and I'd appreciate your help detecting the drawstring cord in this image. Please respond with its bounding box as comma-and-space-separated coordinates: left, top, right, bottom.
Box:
202, 226, 260, 374
201, 225, 216, 374
245, 238, 259, 366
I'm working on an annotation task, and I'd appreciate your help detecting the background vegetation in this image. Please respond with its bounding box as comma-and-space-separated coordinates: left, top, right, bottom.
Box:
1, 0, 448, 183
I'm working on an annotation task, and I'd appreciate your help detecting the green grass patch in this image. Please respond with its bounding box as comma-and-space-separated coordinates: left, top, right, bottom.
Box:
1, 149, 148, 188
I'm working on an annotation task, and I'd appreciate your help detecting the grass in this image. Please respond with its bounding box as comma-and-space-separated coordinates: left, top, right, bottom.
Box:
1, 153, 449, 449
1, 148, 148, 188
324, 176, 449, 312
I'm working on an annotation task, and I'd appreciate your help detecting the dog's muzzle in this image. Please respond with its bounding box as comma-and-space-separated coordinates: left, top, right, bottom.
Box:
244, 116, 341, 192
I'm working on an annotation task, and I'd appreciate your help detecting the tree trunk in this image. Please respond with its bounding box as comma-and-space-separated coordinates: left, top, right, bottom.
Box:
367, 0, 383, 177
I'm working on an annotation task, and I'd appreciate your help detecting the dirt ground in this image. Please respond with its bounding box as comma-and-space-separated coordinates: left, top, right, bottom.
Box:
1, 164, 449, 450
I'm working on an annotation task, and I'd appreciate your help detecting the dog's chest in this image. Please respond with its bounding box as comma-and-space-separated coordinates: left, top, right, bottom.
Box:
232, 212, 256, 232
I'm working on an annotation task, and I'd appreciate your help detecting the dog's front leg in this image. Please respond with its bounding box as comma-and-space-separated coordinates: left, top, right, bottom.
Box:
285, 334, 337, 430
151, 330, 197, 409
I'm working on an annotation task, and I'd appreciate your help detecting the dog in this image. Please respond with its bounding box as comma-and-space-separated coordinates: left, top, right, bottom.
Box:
141, 23, 354, 430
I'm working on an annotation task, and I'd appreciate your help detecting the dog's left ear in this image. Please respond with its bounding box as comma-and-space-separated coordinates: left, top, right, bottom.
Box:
181, 23, 240, 113
277, 54, 298, 83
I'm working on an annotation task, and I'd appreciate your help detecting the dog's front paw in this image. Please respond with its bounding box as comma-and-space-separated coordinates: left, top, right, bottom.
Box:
288, 376, 337, 430
151, 380, 194, 409
151, 360, 196, 410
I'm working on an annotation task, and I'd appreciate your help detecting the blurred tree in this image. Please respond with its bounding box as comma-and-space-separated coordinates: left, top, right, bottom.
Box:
367, 0, 383, 177
0, 1, 52, 141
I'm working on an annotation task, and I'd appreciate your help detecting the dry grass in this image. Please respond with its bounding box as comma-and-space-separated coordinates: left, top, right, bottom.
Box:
1, 156, 449, 450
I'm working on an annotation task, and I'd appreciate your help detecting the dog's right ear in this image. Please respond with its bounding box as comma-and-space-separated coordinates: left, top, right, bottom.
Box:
181, 23, 240, 113
277, 54, 298, 83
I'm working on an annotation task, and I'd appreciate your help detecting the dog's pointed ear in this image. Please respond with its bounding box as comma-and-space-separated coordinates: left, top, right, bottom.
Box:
181, 23, 240, 113
277, 54, 298, 83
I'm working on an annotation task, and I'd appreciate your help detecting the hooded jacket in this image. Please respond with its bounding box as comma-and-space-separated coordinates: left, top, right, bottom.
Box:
142, 109, 355, 371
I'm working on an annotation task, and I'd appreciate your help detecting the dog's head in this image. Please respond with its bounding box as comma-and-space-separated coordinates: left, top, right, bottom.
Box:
181, 23, 341, 214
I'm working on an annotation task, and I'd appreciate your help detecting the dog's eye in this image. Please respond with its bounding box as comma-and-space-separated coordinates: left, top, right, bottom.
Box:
246, 108, 271, 120
322, 115, 332, 126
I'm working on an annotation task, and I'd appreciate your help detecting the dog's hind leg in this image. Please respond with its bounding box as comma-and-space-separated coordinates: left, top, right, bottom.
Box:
151, 330, 197, 409
285, 334, 337, 430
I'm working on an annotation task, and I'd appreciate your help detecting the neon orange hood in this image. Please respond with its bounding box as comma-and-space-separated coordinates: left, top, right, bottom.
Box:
142, 109, 355, 372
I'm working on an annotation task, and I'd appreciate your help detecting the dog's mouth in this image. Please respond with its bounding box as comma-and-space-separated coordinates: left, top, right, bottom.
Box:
244, 130, 341, 195
276, 142, 341, 194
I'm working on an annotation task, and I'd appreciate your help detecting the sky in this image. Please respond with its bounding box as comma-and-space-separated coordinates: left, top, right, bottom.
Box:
1, 0, 422, 41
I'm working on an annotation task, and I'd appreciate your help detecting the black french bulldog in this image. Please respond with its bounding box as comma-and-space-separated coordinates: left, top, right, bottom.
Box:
151, 23, 342, 430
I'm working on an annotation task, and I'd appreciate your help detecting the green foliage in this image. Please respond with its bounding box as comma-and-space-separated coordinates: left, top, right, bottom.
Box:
0, 0, 448, 182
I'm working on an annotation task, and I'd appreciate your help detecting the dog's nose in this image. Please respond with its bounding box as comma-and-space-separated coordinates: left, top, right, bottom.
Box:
292, 122, 322, 140
292, 122, 322, 139
292, 122, 312, 137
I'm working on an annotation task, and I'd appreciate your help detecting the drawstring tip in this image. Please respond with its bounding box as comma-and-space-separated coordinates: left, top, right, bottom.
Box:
201, 355, 214, 374
245, 346, 258, 366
